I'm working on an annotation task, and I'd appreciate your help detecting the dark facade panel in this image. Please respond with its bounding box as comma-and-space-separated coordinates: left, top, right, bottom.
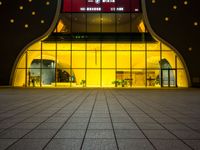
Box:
143, 0, 200, 87
0, 0, 61, 85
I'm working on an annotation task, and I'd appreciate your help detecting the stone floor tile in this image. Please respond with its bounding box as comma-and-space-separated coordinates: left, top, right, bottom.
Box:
88, 123, 112, 129
133, 117, 156, 123
177, 118, 200, 124
150, 139, 192, 150
62, 122, 87, 130
1, 89, 200, 149
23, 130, 57, 139
91, 113, 110, 118
115, 130, 145, 139
23, 117, 48, 123
52, 113, 71, 117
55, 129, 85, 139
137, 123, 164, 130
44, 139, 82, 150
113, 123, 138, 129
11, 123, 40, 129
186, 123, 200, 130
36, 122, 63, 130
90, 117, 111, 123
7, 139, 49, 150
0, 139, 17, 150
0, 129, 30, 139
73, 113, 91, 117
111, 113, 129, 117
76, 111, 91, 114
111, 117, 133, 123
171, 130, 200, 139
143, 130, 177, 139
184, 140, 200, 150
129, 113, 149, 118
162, 123, 191, 130
86, 130, 114, 138
154, 117, 179, 124
68, 117, 89, 123
0, 122, 16, 129
82, 139, 117, 150
45, 117, 68, 123
118, 139, 155, 150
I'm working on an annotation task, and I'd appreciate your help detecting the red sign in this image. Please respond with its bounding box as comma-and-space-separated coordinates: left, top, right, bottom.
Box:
62, 0, 141, 12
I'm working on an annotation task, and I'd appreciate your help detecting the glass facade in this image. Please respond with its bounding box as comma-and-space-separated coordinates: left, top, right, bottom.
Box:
13, 12, 188, 88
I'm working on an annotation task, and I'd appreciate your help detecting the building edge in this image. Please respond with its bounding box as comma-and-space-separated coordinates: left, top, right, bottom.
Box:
10, 0, 62, 86
141, 0, 191, 87
9, 0, 191, 88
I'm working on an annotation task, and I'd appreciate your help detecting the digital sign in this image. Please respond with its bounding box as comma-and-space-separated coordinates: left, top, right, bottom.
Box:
62, 0, 141, 12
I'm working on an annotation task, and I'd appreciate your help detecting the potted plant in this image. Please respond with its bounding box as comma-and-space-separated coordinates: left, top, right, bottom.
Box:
121, 79, 128, 87
112, 80, 120, 87
80, 80, 86, 87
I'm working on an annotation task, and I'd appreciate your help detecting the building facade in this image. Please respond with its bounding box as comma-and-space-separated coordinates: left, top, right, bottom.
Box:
1, 0, 199, 87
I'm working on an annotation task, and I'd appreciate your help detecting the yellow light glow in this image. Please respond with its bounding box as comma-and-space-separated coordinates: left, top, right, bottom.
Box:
14, 41, 188, 88
173, 5, 177, 10
19, 6, 24, 10
184, 1, 188, 5
25, 24, 29, 28
10, 19, 15, 23
28, 42, 41, 50
138, 21, 146, 32
194, 22, 198, 26
46, 1, 50, 5
165, 17, 169, 21
117, 43, 130, 50
57, 43, 71, 50
32, 11, 36, 15
147, 42, 161, 50
55, 20, 64, 32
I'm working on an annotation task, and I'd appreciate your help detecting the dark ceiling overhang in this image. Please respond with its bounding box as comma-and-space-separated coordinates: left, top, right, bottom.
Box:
43, 32, 156, 42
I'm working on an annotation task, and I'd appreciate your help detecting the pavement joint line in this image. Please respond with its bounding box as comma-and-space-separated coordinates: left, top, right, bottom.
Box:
104, 90, 120, 150
80, 90, 98, 149
116, 90, 194, 150
0, 89, 200, 150
41, 90, 92, 150
0, 95, 50, 115
0, 92, 77, 134
109, 90, 158, 150
3, 91, 85, 150
0, 90, 72, 114
0, 94, 66, 122
132, 93, 200, 134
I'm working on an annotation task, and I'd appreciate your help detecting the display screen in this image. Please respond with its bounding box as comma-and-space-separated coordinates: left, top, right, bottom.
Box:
62, 0, 141, 12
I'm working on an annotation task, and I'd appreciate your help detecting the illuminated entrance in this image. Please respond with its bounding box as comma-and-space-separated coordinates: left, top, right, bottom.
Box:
14, 40, 188, 88
13, 0, 188, 88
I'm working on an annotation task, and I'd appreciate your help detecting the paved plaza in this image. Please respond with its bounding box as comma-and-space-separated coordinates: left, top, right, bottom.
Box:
0, 88, 200, 150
